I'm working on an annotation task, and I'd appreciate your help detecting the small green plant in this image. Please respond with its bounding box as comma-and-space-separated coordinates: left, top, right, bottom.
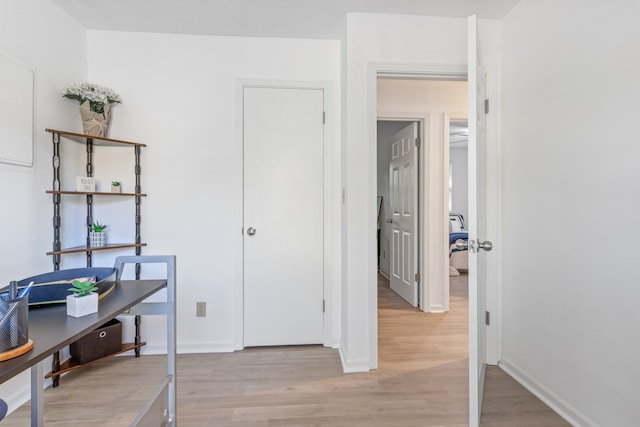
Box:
111, 181, 121, 186
68, 280, 98, 297
88, 221, 108, 232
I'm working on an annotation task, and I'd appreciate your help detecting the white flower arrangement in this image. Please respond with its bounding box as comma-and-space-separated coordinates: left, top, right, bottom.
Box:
62, 82, 121, 114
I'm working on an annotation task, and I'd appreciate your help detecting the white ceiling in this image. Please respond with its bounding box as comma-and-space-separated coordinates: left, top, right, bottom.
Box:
54, 0, 521, 39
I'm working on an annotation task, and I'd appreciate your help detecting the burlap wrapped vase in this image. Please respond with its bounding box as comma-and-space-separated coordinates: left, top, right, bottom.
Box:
80, 101, 111, 137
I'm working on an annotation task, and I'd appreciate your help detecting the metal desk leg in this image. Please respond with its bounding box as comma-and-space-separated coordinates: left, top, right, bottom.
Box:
30, 362, 44, 427
115, 255, 177, 426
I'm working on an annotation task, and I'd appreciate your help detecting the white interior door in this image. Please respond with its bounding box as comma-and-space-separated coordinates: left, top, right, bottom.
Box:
243, 86, 324, 347
388, 122, 419, 307
468, 15, 492, 427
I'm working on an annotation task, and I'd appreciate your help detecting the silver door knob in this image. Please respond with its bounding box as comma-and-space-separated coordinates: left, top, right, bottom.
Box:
246, 227, 256, 236
385, 218, 393, 223
478, 240, 493, 252
455, 239, 493, 252
454, 239, 467, 250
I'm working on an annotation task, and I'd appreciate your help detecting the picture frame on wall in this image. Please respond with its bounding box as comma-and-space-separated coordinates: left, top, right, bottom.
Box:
0, 49, 35, 168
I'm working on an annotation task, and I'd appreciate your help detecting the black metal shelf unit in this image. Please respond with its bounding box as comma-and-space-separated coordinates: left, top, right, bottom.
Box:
46, 129, 147, 271
45, 128, 148, 386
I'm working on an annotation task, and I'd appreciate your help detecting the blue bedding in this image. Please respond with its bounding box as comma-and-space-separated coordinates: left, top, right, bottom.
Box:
449, 232, 468, 254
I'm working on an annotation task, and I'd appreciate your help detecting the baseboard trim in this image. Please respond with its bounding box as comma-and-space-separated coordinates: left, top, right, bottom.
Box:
429, 304, 445, 313
177, 341, 235, 354
499, 358, 597, 427
338, 343, 370, 373
378, 270, 390, 280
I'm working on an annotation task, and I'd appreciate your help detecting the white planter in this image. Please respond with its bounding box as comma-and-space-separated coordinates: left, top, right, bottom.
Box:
89, 231, 107, 247
111, 185, 121, 193
67, 293, 98, 318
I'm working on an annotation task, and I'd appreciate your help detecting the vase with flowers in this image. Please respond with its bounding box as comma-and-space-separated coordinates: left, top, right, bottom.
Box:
62, 82, 121, 137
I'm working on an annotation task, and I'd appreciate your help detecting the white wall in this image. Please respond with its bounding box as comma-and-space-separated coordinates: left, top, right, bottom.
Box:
450, 145, 468, 223
500, 1, 640, 425
86, 31, 342, 354
0, 0, 87, 411
343, 13, 500, 370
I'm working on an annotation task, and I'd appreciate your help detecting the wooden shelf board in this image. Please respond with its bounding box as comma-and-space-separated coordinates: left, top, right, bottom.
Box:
44, 342, 147, 378
45, 129, 146, 147
47, 190, 147, 197
47, 243, 147, 255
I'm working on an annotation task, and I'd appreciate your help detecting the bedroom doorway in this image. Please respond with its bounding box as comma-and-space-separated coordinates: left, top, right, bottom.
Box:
448, 118, 469, 278
376, 77, 468, 313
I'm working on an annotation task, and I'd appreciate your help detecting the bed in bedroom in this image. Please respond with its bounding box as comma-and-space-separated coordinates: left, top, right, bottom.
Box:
449, 232, 468, 276
449, 212, 468, 276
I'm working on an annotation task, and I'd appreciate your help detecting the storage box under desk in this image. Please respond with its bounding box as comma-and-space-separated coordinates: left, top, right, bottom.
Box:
70, 318, 122, 364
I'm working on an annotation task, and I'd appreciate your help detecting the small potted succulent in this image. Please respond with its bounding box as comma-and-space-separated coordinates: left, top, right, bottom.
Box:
66, 279, 99, 317
111, 181, 122, 193
88, 221, 108, 247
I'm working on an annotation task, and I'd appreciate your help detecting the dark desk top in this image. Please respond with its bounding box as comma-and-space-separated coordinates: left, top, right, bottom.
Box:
0, 279, 166, 384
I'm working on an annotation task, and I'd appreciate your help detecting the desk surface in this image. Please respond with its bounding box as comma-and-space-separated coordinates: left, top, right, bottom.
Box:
0, 279, 167, 384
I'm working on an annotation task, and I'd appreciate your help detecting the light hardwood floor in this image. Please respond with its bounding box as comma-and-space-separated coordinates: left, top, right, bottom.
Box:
2, 275, 569, 426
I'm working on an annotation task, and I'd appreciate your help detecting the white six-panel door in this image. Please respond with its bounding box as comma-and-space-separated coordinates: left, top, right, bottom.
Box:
389, 123, 419, 307
468, 15, 491, 427
243, 86, 324, 346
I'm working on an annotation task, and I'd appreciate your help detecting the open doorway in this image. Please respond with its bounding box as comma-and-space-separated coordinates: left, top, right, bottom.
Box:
448, 118, 470, 277
374, 75, 472, 404
376, 77, 467, 313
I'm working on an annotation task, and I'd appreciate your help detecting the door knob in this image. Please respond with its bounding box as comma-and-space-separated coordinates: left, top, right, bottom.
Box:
385, 218, 393, 223
454, 239, 467, 250
246, 227, 256, 236
455, 239, 493, 253
477, 240, 493, 252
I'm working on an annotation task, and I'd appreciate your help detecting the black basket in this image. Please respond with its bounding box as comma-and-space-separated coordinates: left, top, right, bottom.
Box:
70, 318, 122, 364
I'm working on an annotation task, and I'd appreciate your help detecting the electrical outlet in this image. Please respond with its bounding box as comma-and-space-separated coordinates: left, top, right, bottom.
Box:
196, 301, 206, 317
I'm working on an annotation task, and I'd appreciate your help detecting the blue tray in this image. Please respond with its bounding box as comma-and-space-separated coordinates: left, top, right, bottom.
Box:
3, 268, 117, 307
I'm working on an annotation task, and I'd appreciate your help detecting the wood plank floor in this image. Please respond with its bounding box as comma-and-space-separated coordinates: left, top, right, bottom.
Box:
2, 275, 569, 426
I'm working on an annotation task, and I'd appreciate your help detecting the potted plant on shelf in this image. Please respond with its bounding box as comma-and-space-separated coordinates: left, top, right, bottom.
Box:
88, 221, 108, 247
66, 279, 99, 317
62, 82, 121, 137
111, 181, 122, 193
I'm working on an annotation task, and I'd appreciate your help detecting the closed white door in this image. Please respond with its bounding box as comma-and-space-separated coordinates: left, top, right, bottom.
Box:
243, 87, 324, 347
388, 122, 419, 307
468, 15, 493, 427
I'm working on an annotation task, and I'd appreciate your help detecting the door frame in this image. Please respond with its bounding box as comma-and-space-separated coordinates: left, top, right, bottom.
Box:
376, 115, 426, 311
235, 79, 336, 350
369, 63, 467, 369
368, 62, 501, 370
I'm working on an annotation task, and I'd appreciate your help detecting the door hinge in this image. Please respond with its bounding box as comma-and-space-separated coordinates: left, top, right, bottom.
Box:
323, 111, 326, 124
484, 99, 490, 114
414, 272, 420, 283
415, 137, 421, 148
485, 311, 491, 326
323, 299, 326, 313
